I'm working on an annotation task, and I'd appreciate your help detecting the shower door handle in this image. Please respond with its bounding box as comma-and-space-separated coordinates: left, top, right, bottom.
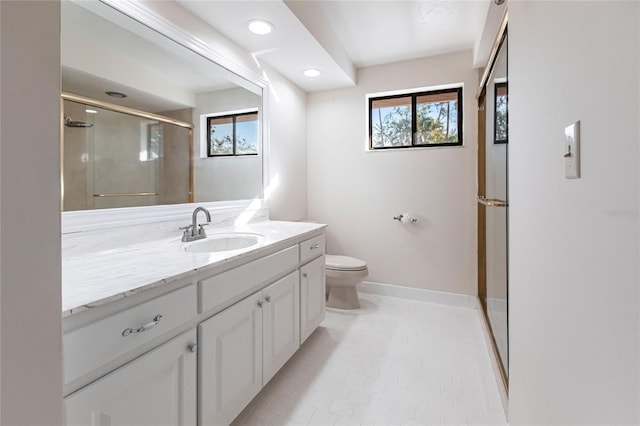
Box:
478, 196, 508, 208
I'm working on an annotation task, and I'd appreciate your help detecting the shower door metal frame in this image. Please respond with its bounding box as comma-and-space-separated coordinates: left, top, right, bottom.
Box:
477, 13, 509, 393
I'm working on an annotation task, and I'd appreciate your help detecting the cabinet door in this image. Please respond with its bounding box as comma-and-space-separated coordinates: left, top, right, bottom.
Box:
64, 330, 197, 426
300, 255, 326, 343
262, 271, 300, 384
199, 292, 263, 426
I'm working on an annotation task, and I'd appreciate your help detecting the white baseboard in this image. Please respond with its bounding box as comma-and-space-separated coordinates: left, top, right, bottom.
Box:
358, 281, 477, 309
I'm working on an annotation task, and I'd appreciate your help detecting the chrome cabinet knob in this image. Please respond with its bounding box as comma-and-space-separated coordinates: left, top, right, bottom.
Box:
265, 295, 271, 303
188, 343, 197, 353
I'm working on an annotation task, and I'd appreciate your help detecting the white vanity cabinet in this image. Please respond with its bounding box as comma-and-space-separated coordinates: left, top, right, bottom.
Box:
63, 227, 326, 426
199, 271, 300, 426
64, 329, 197, 426
299, 234, 327, 343
199, 292, 263, 426
262, 271, 300, 383
300, 255, 326, 343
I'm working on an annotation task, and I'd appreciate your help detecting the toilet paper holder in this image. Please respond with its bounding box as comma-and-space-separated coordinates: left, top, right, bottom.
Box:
393, 214, 417, 224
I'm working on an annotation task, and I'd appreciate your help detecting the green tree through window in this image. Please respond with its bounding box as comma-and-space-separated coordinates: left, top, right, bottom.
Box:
369, 87, 462, 149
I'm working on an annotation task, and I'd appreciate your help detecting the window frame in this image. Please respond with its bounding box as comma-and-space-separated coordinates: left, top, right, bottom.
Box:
206, 110, 259, 157
368, 86, 463, 150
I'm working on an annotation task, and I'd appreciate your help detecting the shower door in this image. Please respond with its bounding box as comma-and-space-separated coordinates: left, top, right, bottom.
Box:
62, 97, 193, 211
478, 31, 509, 383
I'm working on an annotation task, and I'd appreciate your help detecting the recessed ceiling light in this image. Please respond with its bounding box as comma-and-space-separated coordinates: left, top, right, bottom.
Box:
105, 91, 127, 98
304, 69, 320, 77
85, 109, 98, 114
248, 20, 273, 35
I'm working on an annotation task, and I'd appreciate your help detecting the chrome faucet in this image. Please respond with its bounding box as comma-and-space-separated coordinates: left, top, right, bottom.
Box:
181, 207, 212, 242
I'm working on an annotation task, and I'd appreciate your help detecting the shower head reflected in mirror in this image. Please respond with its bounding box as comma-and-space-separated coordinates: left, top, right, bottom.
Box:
64, 116, 93, 128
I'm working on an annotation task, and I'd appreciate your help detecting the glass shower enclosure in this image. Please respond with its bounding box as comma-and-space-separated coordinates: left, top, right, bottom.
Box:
62, 95, 193, 211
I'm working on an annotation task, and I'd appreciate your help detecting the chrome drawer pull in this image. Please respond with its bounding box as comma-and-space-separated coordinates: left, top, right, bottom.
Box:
310, 243, 320, 250
122, 314, 163, 336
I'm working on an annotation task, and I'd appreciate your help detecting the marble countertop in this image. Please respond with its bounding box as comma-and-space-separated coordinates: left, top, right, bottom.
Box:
62, 220, 326, 317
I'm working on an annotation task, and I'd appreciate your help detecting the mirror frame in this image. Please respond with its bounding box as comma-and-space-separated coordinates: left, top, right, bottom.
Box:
61, 0, 270, 233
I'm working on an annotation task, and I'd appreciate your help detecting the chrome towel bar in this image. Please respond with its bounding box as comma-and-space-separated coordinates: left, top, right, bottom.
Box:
93, 192, 158, 197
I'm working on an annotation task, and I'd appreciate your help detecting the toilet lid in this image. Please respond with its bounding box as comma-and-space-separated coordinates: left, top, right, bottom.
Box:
325, 255, 367, 271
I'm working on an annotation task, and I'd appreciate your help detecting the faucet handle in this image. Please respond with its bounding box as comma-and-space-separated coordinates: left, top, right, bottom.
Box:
180, 225, 194, 242
197, 223, 209, 237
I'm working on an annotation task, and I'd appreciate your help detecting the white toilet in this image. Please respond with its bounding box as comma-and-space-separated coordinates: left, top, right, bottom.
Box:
325, 255, 368, 309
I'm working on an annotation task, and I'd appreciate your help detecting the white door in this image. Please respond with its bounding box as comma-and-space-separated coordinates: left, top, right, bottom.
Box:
300, 255, 326, 343
199, 292, 263, 426
64, 330, 197, 426
262, 271, 300, 384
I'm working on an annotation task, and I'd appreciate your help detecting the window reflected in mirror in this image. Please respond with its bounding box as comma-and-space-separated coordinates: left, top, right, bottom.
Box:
207, 111, 259, 157
494, 82, 508, 144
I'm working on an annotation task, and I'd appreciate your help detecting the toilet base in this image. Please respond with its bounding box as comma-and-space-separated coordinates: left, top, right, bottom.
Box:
327, 285, 360, 309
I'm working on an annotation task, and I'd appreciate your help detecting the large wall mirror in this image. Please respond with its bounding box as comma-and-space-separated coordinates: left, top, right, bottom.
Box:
61, 0, 266, 212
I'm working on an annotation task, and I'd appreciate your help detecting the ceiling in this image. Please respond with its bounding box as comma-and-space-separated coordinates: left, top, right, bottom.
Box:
177, 0, 492, 92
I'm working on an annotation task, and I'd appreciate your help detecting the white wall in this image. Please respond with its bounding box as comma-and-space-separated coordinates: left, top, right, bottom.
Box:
0, 1, 63, 424
508, 1, 640, 424
307, 51, 478, 295
263, 64, 308, 221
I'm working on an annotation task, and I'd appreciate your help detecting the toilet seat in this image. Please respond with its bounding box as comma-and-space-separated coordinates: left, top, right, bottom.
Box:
325, 255, 367, 271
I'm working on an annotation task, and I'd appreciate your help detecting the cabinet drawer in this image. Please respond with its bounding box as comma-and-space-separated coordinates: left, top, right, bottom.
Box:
299, 234, 325, 264
199, 245, 299, 314
63, 284, 197, 385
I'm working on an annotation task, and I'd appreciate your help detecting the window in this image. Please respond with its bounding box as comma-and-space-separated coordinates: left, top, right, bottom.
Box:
207, 111, 258, 156
368, 87, 462, 150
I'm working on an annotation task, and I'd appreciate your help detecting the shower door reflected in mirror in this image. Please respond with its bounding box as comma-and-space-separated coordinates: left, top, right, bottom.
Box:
479, 31, 509, 382
62, 98, 192, 211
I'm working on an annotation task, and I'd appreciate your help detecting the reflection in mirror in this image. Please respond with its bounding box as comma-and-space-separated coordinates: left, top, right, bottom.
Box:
62, 95, 193, 211
61, 0, 264, 211
494, 82, 508, 144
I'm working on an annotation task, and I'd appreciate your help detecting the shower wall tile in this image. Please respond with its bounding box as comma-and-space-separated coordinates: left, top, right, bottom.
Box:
63, 99, 89, 211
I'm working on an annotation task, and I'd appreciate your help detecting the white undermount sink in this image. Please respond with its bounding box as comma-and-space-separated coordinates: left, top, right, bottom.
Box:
184, 233, 264, 254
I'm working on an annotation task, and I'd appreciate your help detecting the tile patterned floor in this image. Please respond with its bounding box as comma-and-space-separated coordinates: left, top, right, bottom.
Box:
231, 293, 507, 426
